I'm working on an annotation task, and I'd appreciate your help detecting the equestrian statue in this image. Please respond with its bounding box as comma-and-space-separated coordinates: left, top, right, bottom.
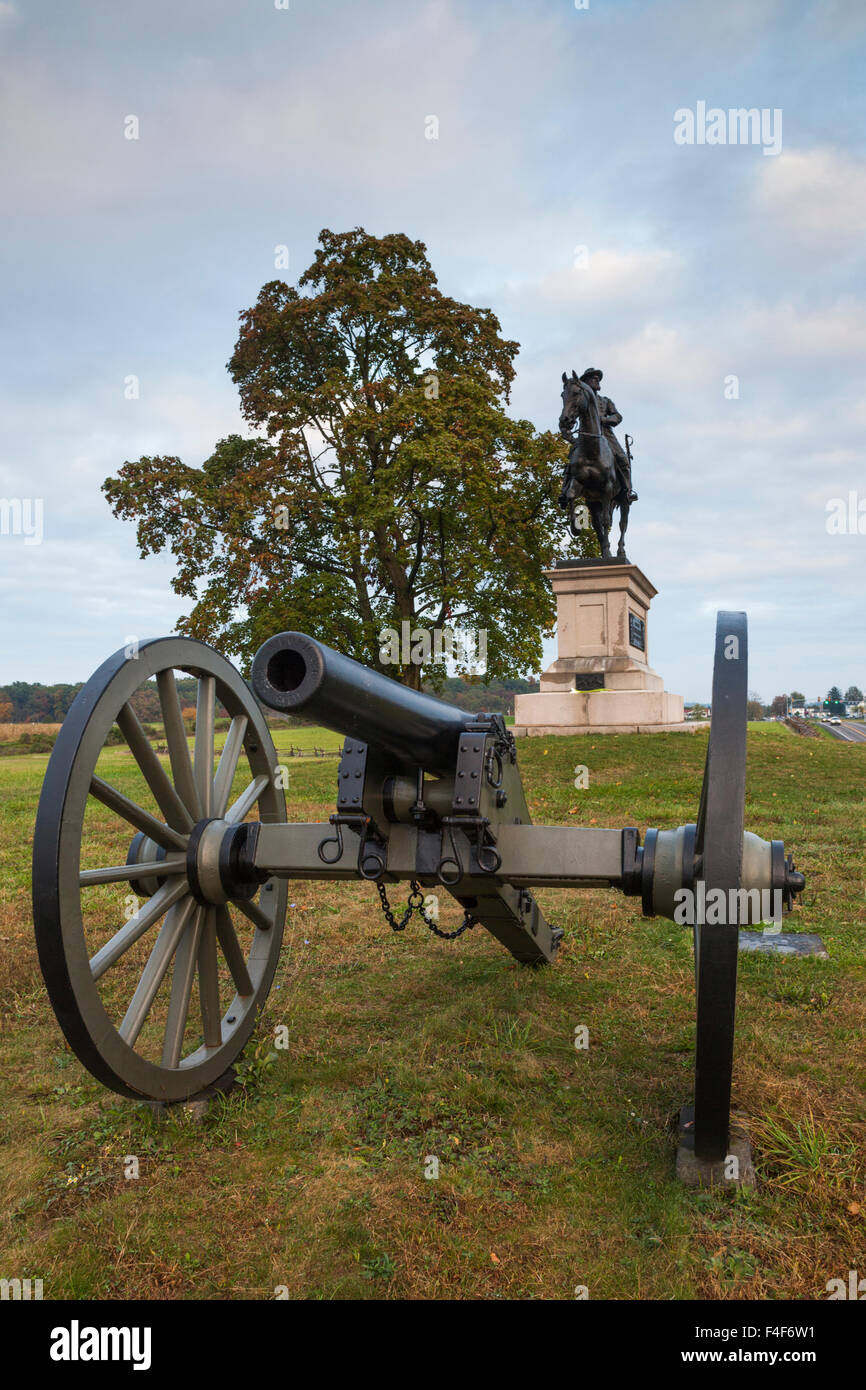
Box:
558, 367, 637, 560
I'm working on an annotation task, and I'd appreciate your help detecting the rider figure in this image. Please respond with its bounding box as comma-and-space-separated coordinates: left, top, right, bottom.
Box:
578, 368, 638, 503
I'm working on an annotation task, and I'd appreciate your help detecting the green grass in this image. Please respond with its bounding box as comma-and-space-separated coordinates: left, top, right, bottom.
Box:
0, 722, 863, 1300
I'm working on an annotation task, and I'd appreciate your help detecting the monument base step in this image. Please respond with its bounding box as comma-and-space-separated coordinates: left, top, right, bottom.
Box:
514, 686, 687, 731
513, 721, 708, 736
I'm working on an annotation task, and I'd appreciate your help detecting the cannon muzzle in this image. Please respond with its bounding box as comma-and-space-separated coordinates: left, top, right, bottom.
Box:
251, 631, 473, 773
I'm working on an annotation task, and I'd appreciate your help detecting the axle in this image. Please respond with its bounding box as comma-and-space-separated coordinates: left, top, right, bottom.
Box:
175, 816, 803, 928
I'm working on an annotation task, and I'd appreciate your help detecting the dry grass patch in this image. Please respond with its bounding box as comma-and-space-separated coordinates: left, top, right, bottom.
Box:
0, 723, 62, 742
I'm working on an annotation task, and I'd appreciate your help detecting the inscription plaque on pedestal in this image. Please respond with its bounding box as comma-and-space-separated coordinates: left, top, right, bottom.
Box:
628, 613, 645, 652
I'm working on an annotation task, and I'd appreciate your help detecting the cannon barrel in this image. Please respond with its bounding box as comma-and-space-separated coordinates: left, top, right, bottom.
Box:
251, 631, 474, 773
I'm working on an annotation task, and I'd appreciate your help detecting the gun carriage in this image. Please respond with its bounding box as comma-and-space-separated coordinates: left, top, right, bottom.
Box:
32, 612, 804, 1167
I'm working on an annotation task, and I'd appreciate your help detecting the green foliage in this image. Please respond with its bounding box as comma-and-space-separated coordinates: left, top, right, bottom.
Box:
767, 972, 833, 1012
422, 672, 538, 713
360, 1252, 396, 1282
0, 729, 58, 756
704, 1247, 758, 1282
753, 1111, 858, 1194
3, 680, 83, 723
234, 1036, 280, 1091
103, 227, 588, 685
490, 1014, 534, 1049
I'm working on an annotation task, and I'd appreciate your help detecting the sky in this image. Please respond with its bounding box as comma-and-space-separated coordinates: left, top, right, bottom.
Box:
0, 0, 864, 701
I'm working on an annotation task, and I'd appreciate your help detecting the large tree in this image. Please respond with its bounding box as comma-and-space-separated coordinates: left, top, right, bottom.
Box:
103, 228, 587, 687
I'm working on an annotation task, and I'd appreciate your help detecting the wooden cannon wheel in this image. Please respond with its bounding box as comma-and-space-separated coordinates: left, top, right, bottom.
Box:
32, 638, 287, 1102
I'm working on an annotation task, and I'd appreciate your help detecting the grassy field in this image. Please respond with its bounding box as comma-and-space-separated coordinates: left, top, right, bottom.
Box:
0, 724, 64, 740
0, 721, 863, 1300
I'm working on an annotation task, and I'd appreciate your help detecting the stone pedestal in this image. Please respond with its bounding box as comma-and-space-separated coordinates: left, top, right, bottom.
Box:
514, 559, 698, 735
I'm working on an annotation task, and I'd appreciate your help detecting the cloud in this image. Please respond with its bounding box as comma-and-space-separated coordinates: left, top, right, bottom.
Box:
599, 323, 695, 385
754, 147, 866, 251
520, 249, 677, 308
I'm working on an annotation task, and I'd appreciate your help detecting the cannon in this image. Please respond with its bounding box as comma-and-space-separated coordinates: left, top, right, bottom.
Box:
32, 612, 804, 1167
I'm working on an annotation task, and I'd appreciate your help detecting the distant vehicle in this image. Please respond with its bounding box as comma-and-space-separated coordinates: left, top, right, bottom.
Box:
830, 717, 841, 725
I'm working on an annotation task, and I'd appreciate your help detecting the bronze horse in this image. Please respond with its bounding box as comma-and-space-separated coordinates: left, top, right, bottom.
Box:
558, 370, 630, 560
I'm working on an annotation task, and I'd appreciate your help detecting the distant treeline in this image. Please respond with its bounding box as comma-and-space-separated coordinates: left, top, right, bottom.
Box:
421, 674, 539, 713
1, 673, 538, 725
0, 678, 200, 724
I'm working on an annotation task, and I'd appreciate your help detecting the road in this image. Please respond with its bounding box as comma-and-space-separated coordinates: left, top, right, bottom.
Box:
822, 720, 866, 744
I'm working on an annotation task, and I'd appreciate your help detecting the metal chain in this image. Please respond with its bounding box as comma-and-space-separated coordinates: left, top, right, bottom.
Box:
375, 879, 416, 932
376, 879, 478, 940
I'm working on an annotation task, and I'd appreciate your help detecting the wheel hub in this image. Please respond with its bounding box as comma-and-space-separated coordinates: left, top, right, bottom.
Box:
186, 818, 262, 905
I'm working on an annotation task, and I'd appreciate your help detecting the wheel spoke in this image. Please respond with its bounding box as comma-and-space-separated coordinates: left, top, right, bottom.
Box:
161, 905, 205, 1068
79, 857, 187, 887
116, 703, 194, 832
197, 908, 222, 1048
231, 894, 273, 933
119, 896, 197, 1046
157, 669, 201, 819
225, 775, 269, 825
213, 716, 248, 818
215, 904, 254, 997
89, 776, 187, 852
194, 675, 216, 817
89, 879, 189, 981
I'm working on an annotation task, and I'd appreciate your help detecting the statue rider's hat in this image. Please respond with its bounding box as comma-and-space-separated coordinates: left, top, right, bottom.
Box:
580, 368, 603, 384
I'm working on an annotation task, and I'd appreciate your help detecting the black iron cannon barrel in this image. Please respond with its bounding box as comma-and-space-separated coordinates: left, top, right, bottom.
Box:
251, 631, 473, 773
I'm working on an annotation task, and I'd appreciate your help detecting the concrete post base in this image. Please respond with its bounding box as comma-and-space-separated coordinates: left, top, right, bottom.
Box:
675, 1105, 757, 1189
143, 1067, 238, 1122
